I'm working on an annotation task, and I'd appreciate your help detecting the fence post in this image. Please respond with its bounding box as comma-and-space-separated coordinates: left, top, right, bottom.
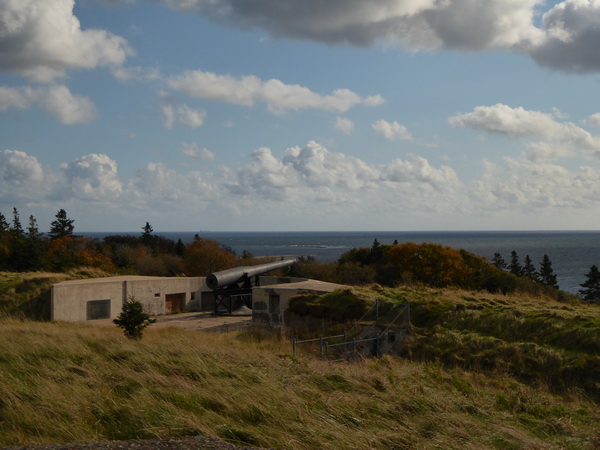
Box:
325, 342, 329, 359
293, 338, 297, 357
319, 336, 324, 358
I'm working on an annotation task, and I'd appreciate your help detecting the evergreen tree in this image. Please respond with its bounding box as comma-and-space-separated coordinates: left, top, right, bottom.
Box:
0, 212, 9, 234
27, 215, 43, 240
509, 250, 522, 276
539, 254, 558, 289
49, 209, 74, 240
141, 221, 153, 246
24, 215, 45, 270
175, 238, 185, 257
113, 297, 156, 340
579, 265, 600, 303
492, 252, 507, 270
11, 207, 23, 237
522, 255, 539, 282
369, 238, 383, 264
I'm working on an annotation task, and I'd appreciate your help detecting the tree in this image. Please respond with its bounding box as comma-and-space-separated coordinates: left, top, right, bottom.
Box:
0, 212, 9, 234
492, 252, 507, 270
141, 221, 153, 246
579, 265, 600, 303
49, 209, 74, 240
113, 297, 156, 340
25, 215, 46, 270
10, 207, 23, 237
509, 251, 522, 276
521, 255, 539, 282
539, 254, 558, 289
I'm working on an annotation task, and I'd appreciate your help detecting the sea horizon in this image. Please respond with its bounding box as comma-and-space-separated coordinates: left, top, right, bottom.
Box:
78, 230, 600, 295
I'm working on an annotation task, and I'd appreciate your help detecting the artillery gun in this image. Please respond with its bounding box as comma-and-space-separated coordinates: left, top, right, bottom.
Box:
207, 259, 296, 314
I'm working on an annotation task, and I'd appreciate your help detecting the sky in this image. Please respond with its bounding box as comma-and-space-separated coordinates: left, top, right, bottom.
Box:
2, 0, 600, 232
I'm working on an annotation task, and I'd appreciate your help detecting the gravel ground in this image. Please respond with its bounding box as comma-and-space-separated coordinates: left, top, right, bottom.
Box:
2, 435, 265, 449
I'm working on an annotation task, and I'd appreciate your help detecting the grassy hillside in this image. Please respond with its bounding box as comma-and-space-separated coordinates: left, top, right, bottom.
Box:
1, 286, 599, 449
1, 274, 599, 448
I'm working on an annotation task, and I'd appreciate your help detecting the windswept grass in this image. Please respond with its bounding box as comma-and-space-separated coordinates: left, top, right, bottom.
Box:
0, 316, 599, 449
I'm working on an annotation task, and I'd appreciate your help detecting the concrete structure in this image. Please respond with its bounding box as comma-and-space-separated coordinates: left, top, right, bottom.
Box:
252, 279, 346, 325
51, 276, 208, 322
51, 275, 346, 324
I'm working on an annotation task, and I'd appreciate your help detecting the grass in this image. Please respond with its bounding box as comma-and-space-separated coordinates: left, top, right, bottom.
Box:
1, 275, 599, 448
0, 315, 599, 449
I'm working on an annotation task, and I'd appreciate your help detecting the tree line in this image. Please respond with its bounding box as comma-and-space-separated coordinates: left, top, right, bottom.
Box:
0, 208, 249, 276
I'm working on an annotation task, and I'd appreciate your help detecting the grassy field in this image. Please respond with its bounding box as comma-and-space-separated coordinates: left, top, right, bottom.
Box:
0, 275, 599, 448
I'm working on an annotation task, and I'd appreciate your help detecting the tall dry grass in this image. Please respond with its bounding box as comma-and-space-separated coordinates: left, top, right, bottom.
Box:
0, 317, 599, 449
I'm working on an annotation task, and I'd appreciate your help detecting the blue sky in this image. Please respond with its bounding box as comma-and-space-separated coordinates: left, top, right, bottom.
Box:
2, 0, 600, 232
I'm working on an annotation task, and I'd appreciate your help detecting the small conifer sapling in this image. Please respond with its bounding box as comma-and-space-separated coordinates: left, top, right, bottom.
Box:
113, 297, 156, 340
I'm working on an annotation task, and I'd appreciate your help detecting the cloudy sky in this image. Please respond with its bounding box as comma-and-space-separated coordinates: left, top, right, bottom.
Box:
2, 0, 600, 232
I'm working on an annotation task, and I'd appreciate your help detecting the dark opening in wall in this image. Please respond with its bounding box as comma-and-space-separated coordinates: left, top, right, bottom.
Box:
87, 299, 111, 320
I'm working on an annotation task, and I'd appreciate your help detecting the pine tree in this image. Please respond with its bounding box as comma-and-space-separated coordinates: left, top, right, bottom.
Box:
49, 209, 74, 240
492, 252, 507, 270
11, 207, 23, 237
0, 212, 9, 234
113, 297, 156, 340
25, 215, 45, 270
27, 215, 43, 240
579, 265, 600, 302
141, 221, 153, 246
522, 255, 539, 282
509, 250, 522, 276
539, 254, 558, 289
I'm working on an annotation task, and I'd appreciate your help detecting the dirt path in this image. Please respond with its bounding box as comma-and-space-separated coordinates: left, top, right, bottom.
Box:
88, 312, 252, 332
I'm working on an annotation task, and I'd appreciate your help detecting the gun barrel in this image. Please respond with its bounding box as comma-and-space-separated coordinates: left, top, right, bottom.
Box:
206, 259, 296, 290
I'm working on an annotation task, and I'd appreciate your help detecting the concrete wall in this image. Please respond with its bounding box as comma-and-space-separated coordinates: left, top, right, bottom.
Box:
252, 280, 345, 325
51, 276, 209, 322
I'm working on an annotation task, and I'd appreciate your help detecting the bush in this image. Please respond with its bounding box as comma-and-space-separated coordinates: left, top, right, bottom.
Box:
113, 297, 156, 340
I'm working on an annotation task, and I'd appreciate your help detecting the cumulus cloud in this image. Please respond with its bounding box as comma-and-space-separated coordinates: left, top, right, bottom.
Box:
0, 84, 97, 124
0, 0, 132, 82
161, 0, 541, 50
160, 0, 600, 74
449, 103, 600, 159
586, 113, 600, 127
383, 154, 458, 188
0, 150, 45, 200
58, 154, 122, 202
528, 0, 600, 73
226, 140, 456, 204
168, 70, 383, 114
473, 156, 600, 210
181, 142, 216, 160
162, 104, 206, 129
334, 117, 354, 134
372, 119, 412, 140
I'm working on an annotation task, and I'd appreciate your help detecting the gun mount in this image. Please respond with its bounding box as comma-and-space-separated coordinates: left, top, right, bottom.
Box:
207, 259, 296, 314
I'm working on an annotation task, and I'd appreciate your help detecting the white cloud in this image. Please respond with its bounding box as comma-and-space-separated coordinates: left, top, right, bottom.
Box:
372, 119, 412, 140
334, 117, 354, 134
181, 142, 215, 160
0, 0, 132, 82
168, 70, 383, 114
59, 154, 122, 202
39, 85, 98, 125
449, 103, 600, 159
383, 154, 458, 189
0, 84, 97, 124
162, 103, 206, 129
160, 0, 600, 74
0, 150, 45, 200
528, 0, 600, 73
586, 113, 600, 127
473, 156, 600, 210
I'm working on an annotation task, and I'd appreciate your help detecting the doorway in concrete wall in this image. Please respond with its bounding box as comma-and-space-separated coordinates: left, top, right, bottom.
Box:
165, 293, 185, 314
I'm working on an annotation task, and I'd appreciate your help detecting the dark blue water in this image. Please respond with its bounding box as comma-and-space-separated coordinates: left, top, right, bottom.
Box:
82, 231, 600, 295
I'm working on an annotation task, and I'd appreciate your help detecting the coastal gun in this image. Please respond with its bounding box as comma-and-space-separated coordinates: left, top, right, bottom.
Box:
207, 259, 296, 314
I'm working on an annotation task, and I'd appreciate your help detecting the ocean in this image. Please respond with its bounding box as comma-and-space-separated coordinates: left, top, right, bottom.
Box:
82, 230, 600, 295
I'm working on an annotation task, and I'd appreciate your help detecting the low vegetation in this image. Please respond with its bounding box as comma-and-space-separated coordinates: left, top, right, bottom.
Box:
1, 282, 599, 448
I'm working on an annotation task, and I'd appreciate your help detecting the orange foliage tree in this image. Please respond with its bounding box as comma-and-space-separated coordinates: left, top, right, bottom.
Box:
183, 237, 237, 276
